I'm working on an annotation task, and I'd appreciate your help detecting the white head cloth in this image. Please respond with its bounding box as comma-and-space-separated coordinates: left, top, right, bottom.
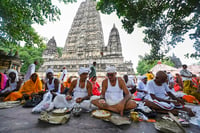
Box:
7, 69, 19, 82
105, 66, 116, 73
78, 67, 90, 75
141, 76, 147, 80
46, 68, 54, 75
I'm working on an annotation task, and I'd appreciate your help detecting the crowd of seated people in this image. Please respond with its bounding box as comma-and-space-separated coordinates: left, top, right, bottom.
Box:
0, 63, 199, 118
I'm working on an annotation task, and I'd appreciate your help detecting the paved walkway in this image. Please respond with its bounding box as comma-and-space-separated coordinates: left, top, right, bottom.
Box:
0, 106, 199, 133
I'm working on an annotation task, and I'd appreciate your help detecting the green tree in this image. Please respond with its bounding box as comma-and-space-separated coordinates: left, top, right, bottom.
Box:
136, 56, 174, 75
0, 0, 76, 47
96, 0, 200, 59
57, 47, 63, 57
0, 45, 45, 74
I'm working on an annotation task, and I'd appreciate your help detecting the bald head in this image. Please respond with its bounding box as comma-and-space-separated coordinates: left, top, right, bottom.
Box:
155, 71, 168, 85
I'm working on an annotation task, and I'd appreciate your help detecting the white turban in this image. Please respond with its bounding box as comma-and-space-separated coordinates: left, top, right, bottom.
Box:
141, 76, 147, 80
7, 69, 19, 82
46, 68, 54, 75
105, 66, 116, 73
78, 67, 90, 75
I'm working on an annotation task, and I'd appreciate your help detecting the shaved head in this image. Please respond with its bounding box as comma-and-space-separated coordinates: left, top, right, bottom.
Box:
156, 71, 167, 78
155, 71, 168, 85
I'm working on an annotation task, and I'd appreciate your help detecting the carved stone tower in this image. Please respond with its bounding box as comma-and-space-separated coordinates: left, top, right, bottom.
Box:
42, 37, 58, 60
39, 0, 134, 77
62, 0, 104, 59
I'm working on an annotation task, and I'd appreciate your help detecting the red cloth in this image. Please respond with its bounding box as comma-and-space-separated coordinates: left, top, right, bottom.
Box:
174, 84, 181, 92
90, 80, 100, 96
182, 95, 199, 104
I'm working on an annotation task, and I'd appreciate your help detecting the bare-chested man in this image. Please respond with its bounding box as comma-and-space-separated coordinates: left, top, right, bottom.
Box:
91, 66, 137, 116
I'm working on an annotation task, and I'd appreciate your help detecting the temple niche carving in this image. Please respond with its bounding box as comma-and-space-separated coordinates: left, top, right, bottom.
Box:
39, 0, 134, 76
170, 53, 182, 68
42, 37, 58, 60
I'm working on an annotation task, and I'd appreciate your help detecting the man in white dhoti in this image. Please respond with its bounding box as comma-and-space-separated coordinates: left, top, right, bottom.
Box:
65, 67, 92, 110
91, 66, 137, 116
24, 60, 38, 81
144, 71, 195, 116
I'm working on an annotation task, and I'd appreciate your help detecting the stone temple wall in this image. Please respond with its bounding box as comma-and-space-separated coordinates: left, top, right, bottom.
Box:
38, 0, 134, 78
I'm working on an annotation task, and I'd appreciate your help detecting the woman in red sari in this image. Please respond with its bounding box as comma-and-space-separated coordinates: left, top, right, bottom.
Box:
174, 73, 183, 92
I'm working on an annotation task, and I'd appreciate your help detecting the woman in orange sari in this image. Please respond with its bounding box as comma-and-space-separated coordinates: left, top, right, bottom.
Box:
4, 73, 42, 101
63, 76, 73, 94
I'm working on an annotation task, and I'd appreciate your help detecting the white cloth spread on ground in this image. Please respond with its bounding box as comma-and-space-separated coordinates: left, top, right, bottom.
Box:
105, 78, 123, 105
185, 104, 200, 127
24, 63, 35, 81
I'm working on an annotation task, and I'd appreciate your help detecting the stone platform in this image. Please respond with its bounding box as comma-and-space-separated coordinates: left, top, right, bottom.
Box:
0, 106, 199, 133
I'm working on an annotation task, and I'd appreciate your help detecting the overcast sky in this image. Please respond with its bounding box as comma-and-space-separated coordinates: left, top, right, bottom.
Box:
33, 0, 198, 71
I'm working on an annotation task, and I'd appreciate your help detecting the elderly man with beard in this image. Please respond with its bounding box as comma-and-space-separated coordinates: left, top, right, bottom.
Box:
91, 66, 137, 116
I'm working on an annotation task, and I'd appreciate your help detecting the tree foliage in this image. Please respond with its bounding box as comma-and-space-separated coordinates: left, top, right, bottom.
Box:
96, 0, 200, 59
0, 0, 76, 47
136, 56, 174, 75
57, 47, 63, 57
0, 45, 45, 74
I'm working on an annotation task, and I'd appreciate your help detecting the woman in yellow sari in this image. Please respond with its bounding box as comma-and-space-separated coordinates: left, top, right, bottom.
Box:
4, 73, 42, 101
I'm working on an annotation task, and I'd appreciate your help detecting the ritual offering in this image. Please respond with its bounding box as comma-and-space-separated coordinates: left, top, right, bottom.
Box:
130, 111, 139, 122
39, 112, 70, 125
91, 110, 111, 119
109, 115, 131, 125
52, 108, 70, 116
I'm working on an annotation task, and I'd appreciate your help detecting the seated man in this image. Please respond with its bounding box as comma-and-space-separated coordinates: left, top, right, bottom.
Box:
65, 67, 92, 110
144, 71, 195, 116
135, 76, 148, 100
0, 69, 22, 98
91, 66, 137, 116
123, 74, 136, 94
45, 68, 61, 97
4, 73, 42, 101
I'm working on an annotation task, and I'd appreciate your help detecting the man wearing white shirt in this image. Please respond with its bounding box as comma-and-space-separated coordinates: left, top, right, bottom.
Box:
180, 64, 195, 94
123, 74, 136, 94
24, 60, 38, 81
144, 71, 194, 116
136, 76, 148, 100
